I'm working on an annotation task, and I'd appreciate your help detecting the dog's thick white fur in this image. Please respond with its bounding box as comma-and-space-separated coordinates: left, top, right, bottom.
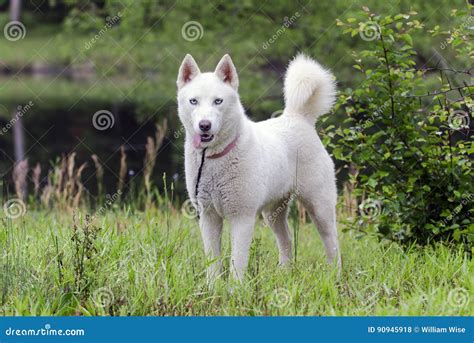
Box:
177, 53, 340, 281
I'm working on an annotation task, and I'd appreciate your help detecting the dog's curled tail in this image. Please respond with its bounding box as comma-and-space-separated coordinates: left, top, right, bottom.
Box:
283, 54, 336, 122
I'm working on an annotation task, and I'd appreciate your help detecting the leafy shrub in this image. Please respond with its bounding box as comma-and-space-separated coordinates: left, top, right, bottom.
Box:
323, 7, 473, 251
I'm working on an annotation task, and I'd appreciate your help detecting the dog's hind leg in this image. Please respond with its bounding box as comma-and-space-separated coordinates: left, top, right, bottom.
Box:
199, 209, 223, 283
262, 197, 293, 266
299, 185, 341, 269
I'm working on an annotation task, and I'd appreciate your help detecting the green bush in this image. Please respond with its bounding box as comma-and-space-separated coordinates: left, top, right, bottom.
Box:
323, 7, 473, 250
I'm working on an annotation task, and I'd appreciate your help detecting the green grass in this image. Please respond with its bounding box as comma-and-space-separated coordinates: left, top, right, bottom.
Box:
0, 206, 472, 316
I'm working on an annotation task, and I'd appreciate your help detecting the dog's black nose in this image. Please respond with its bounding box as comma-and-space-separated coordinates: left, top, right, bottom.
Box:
199, 120, 212, 132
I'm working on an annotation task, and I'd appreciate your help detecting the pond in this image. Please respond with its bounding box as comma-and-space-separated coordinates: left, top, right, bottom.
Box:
0, 73, 184, 203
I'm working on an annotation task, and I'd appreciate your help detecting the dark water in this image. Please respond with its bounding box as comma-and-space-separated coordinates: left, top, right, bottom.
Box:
0, 75, 185, 201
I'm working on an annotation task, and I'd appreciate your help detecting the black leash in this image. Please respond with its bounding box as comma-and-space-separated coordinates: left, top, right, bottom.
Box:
194, 147, 207, 219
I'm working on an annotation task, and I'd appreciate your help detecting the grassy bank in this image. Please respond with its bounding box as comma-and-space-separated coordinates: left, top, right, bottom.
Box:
1, 206, 472, 316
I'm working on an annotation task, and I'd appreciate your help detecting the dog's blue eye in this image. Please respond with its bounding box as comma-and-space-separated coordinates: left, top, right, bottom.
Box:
214, 98, 223, 105
189, 98, 198, 105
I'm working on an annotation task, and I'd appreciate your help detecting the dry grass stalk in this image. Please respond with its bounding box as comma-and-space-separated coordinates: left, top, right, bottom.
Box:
91, 154, 104, 198
143, 136, 154, 195
154, 119, 167, 152
72, 162, 88, 208
342, 163, 359, 218
65, 153, 77, 203
143, 119, 167, 195
297, 201, 306, 224
54, 156, 67, 204
40, 170, 53, 207
13, 159, 28, 200
117, 145, 127, 196
32, 163, 41, 197
48, 153, 88, 211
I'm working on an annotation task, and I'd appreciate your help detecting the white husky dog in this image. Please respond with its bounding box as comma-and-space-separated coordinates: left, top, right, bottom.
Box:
177, 53, 341, 281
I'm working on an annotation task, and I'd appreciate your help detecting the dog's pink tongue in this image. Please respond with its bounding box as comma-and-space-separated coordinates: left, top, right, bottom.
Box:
192, 133, 201, 149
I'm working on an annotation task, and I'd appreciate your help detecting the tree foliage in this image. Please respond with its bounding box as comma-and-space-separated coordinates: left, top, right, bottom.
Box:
323, 7, 473, 250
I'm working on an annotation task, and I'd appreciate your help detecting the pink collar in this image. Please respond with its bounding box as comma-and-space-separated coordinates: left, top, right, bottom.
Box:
207, 135, 239, 159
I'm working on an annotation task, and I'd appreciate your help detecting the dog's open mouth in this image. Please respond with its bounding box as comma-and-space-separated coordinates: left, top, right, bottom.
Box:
192, 133, 215, 148
200, 134, 214, 143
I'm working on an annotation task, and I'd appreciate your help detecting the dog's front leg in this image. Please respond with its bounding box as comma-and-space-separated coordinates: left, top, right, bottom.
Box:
229, 215, 256, 281
199, 209, 223, 283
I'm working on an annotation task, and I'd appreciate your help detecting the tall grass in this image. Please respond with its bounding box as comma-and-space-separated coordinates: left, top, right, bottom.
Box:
0, 203, 471, 316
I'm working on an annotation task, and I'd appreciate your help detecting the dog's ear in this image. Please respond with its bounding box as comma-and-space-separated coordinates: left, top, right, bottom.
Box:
177, 54, 200, 89
214, 54, 238, 90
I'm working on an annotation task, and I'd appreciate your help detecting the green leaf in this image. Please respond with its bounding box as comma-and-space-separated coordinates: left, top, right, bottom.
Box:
367, 178, 378, 188
400, 34, 413, 46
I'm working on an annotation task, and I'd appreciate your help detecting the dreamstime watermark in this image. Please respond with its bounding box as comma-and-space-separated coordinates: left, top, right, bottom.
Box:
84, 12, 122, 50
447, 287, 470, 308
92, 287, 114, 308
3, 21, 26, 41
173, 125, 186, 140
441, 192, 472, 225
359, 198, 382, 219
267, 190, 299, 224
348, 126, 363, 139
181, 21, 204, 41
92, 110, 115, 130
173, 117, 195, 141
181, 198, 199, 219
90, 191, 122, 222
359, 22, 380, 41
448, 109, 470, 131
0, 101, 35, 136
348, 99, 389, 139
270, 288, 292, 308
262, 12, 300, 50
372, 99, 390, 118
440, 15, 474, 50
3, 198, 27, 219
180, 198, 214, 220
5, 324, 85, 337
